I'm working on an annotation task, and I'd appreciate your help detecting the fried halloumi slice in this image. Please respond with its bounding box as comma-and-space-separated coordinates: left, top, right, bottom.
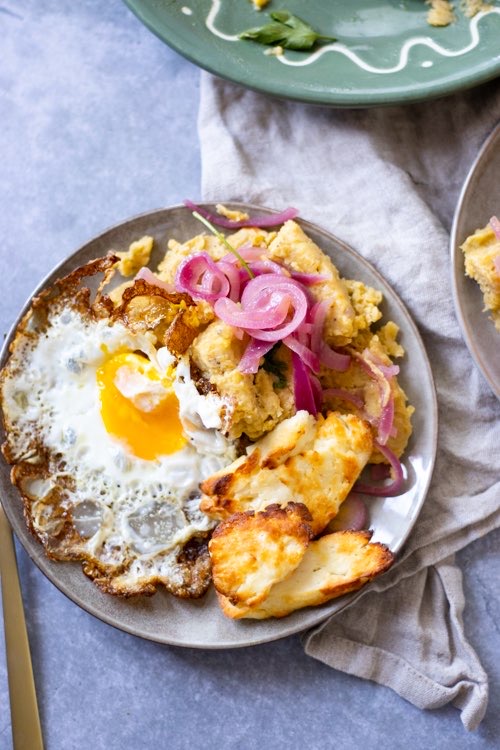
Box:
218, 530, 394, 619
200, 410, 373, 535
209, 503, 313, 608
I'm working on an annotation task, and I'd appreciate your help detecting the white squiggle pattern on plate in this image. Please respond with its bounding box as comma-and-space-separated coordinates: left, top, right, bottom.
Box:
205, 3, 500, 75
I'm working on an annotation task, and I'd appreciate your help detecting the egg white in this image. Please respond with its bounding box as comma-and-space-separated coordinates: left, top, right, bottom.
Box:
2, 304, 235, 586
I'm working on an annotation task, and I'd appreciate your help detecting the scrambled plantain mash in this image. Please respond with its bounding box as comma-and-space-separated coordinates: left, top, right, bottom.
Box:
461, 220, 500, 331
154, 218, 413, 462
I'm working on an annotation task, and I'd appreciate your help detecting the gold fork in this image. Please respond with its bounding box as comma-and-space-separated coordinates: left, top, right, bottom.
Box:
0, 503, 44, 750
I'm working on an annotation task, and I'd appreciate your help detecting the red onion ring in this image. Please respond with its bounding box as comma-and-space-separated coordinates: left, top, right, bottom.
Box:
221, 245, 267, 264
371, 463, 390, 480
237, 275, 308, 342
322, 388, 364, 410
377, 394, 395, 446
378, 363, 400, 379
292, 352, 317, 415
319, 343, 351, 371
355, 442, 405, 497
328, 494, 368, 532
238, 338, 275, 374
175, 252, 230, 302
283, 335, 320, 373
309, 373, 324, 411
310, 300, 330, 354
214, 295, 290, 330
291, 272, 330, 285
494, 256, 500, 276
249, 260, 289, 277
134, 267, 175, 293
184, 199, 298, 229
217, 260, 241, 302
490, 216, 500, 241
350, 349, 395, 438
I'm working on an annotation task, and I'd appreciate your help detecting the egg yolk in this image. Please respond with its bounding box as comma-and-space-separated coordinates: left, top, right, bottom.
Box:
96, 352, 186, 460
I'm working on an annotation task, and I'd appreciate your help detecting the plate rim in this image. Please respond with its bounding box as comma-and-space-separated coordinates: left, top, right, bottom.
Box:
0, 203, 438, 648
122, 0, 500, 107
450, 122, 500, 401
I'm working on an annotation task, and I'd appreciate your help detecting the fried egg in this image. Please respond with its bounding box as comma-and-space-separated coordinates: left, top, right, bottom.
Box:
1, 270, 235, 598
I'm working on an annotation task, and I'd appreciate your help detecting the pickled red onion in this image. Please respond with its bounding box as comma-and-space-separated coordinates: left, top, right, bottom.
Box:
494, 256, 500, 276
308, 301, 351, 371
328, 494, 368, 532
319, 343, 351, 371
184, 200, 298, 229
310, 301, 330, 354
309, 373, 324, 411
490, 216, 500, 240
216, 260, 241, 302
283, 335, 320, 373
355, 442, 405, 497
221, 245, 267, 264
214, 295, 290, 331
238, 338, 275, 374
291, 272, 329, 285
235, 275, 309, 342
322, 388, 364, 410
134, 267, 175, 293
175, 252, 230, 302
249, 260, 289, 276
350, 349, 395, 444
292, 352, 317, 415
377, 393, 395, 446
371, 463, 390, 480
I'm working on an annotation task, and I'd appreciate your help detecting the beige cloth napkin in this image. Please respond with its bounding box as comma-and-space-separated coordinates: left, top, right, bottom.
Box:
198, 73, 500, 730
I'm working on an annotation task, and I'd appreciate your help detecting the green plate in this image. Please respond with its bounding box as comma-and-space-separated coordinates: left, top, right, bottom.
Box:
123, 0, 500, 106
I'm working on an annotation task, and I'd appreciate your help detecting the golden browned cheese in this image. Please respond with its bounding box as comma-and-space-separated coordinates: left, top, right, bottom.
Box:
200, 410, 373, 535
461, 223, 500, 331
209, 503, 312, 608
218, 530, 394, 619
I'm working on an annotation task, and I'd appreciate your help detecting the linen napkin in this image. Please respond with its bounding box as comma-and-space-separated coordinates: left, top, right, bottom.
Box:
198, 73, 500, 730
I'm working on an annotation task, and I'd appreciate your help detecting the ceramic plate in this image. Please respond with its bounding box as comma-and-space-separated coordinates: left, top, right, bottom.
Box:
451, 124, 500, 400
122, 1, 500, 107
0, 204, 437, 648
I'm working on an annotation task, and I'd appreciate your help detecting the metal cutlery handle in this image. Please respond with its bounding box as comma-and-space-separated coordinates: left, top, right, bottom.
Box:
0, 504, 44, 750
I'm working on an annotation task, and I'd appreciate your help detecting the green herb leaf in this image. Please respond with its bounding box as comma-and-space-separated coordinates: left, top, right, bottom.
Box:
239, 10, 336, 51
191, 211, 254, 279
262, 345, 288, 389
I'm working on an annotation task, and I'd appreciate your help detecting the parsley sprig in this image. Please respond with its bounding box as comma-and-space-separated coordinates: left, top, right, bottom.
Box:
240, 11, 336, 51
191, 211, 254, 279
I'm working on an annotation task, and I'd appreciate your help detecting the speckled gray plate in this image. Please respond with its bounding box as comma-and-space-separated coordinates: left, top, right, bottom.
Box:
451, 123, 500, 400
0, 204, 437, 648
